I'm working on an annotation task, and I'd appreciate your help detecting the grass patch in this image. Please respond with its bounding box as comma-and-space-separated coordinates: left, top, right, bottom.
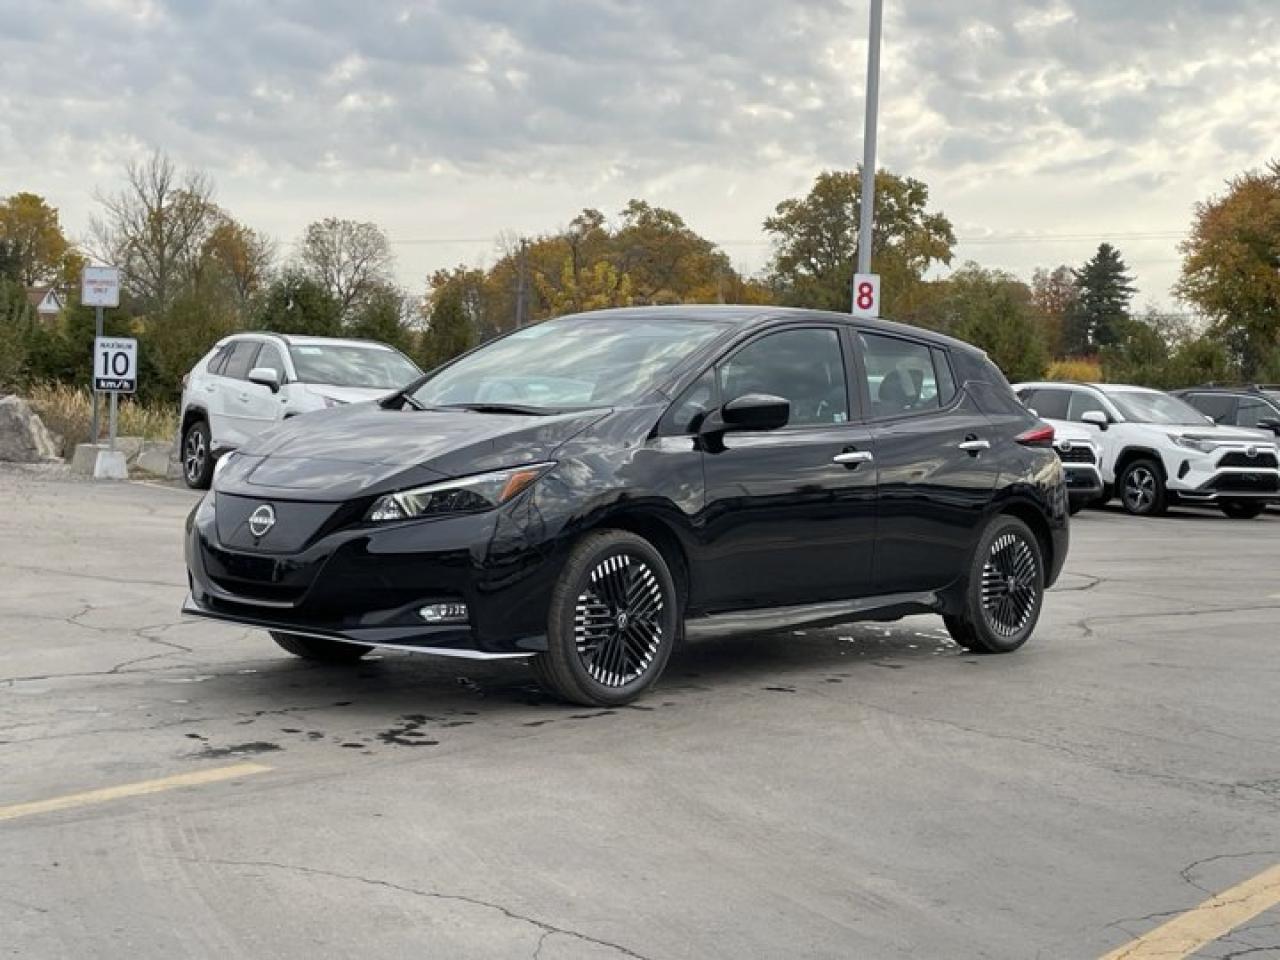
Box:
26, 382, 178, 452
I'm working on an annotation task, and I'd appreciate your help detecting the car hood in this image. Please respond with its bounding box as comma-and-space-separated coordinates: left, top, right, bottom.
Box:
1161, 424, 1275, 444
217, 403, 610, 500
299, 384, 394, 405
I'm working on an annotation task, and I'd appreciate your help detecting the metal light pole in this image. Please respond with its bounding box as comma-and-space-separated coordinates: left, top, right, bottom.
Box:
854, 0, 883, 284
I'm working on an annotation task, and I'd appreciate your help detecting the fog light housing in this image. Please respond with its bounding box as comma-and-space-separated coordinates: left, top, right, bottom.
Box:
419, 602, 469, 624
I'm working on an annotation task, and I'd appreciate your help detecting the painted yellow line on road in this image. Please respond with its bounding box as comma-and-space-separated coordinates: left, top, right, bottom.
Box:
0, 763, 271, 823
1100, 863, 1280, 960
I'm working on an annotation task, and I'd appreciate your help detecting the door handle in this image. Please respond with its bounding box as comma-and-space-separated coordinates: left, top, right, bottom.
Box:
833, 450, 874, 466
958, 438, 991, 453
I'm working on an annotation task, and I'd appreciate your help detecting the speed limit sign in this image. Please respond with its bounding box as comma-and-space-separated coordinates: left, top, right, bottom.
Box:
94, 337, 138, 393
851, 273, 881, 318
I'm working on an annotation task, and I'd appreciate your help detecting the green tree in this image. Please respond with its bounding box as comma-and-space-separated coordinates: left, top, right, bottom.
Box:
931, 264, 1047, 382
763, 168, 954, 314
1064, 243, 1135, 355
0, 192, 71, 287
0, 278, 35, 388
1099, 317, 1170, 386
418, 284, 476, 371
254, 270, 342, 337
345, 283, 414, 353
1177, 161, 1280, 377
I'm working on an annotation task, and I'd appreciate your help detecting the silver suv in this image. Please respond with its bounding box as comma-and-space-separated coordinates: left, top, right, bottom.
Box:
179, 333, 421, 488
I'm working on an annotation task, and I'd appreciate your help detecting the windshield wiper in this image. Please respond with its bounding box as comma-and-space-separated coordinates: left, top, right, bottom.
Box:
443, 402, 555, 416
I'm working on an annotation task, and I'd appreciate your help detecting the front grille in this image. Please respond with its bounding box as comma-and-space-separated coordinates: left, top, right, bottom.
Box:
1219, 451, 1279, 469
1206, 473, 1280, 494
1055, 446, 1097, 465
208, 576, 306, 605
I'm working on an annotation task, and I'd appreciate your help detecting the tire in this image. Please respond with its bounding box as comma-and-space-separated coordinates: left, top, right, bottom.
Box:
182, 419, 214, 490
531, 530, 679, 707
1068, 500, 1086, 516
271, 631, 371, 663
1118, 458, 1167, 516
944, 515, 1045, 654
1220, 500, 1266, 520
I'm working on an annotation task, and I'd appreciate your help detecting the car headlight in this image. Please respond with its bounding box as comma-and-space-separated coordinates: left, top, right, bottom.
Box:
1173, 436, 1217, 454
367, 462, 556, 522
212, 452, 236, 488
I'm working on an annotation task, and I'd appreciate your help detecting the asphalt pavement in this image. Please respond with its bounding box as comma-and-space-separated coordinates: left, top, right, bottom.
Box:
2, 463, 1278, 959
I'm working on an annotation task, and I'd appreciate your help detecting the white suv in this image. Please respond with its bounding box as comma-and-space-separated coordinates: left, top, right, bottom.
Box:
1014, 381, 1280, 519
179, 333, 422, 488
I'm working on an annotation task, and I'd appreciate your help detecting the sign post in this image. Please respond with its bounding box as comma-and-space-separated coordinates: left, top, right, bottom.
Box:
81, 266, 121, 442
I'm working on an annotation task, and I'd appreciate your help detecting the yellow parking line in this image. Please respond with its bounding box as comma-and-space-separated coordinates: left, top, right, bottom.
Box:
0, 763, 271, 823
1100, 863, 1280, 959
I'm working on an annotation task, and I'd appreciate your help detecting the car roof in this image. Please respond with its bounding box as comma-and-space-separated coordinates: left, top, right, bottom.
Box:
223, 332, 399, 351
553, 305, 985, 356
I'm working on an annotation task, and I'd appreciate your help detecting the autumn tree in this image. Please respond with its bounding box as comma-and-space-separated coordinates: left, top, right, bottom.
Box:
929, 264, 1047, 382
1063, 243, 1136, 355
1177, 161, 1280, 377
611, 200, 731, 304
1030, 265, 1078, 357
200, 216, 275, 313
298, 217, 395, 320
91, 150, 220, 313
764, 168, 954, 314
0, 192, 71, 287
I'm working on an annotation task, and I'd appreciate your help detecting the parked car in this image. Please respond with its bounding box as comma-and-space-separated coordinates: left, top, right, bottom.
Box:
1049, 421, 1104, 515
179, 334, 422, 489
1013, 381, 1280, 518
183, 306, 1070, 706
1173, 385, 1280, 438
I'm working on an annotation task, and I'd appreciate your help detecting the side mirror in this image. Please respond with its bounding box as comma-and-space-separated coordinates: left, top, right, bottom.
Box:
248, 367, 282, 393
1081, 410, 1109, 431
702, 393, 790, 434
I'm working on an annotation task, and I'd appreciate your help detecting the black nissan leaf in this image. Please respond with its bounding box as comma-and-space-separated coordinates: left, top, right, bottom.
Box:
185, 306, 1069, 706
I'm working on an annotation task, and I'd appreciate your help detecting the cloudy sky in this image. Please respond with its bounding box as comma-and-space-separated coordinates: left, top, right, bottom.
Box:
1, 0, 1277, 308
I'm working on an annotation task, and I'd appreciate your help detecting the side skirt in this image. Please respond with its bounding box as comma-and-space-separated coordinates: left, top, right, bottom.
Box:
683, 591, 942, 642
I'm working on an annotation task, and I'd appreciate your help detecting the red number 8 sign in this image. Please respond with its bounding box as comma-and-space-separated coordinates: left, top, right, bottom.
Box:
851, 273, 880, 318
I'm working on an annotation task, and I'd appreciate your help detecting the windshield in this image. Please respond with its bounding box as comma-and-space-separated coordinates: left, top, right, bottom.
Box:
1107, 390, 1213, 426
289, 344, 421, 390
412, 316, 731, 410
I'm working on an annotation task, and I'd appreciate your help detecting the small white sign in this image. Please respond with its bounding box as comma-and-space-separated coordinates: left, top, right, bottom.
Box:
94, 337, 137, 393
82, 266, 121, 309
851, 273, 881, 319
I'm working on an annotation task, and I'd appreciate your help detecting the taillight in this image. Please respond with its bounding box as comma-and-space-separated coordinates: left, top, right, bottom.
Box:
1016, 423, 1055, 447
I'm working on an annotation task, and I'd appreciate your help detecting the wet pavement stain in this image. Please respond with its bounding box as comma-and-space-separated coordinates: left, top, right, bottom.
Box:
764, 686, 796, 693
570, 710, 616, 719
189, 741, 282, 760
376, 714, 441, 747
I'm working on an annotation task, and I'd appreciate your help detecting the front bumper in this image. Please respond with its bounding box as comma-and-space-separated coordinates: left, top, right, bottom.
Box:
182, 491, 562, 656
1063, 464, 1104, 505
1165, 449, 1280, 503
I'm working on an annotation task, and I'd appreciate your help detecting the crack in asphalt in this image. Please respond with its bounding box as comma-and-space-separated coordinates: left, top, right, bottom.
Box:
168, 856, 653, 959
0, 561, 183, 589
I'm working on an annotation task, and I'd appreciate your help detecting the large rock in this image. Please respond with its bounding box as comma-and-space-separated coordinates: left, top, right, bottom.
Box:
0, 395, 62, 462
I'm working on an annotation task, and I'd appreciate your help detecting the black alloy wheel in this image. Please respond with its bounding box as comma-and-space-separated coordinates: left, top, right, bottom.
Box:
1119, 459, 1167, 516
183, 420, 214, 490
945, 515, 1045, 654
1220, 500, 1266, 520
533, 530, 678, 706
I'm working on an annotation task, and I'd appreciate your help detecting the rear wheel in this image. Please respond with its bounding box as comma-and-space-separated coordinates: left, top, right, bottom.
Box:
1118, 459, 1167, 516
1220, 500, 1266, 520
182, 420, 214, 490
945, 515, 1045, 654
270, 632, 371, 663
532, 530, 679, 707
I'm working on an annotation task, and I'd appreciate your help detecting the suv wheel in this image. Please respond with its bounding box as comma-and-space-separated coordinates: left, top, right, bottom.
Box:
182, 420, 214, 489
270, 632, 371, 662
1220, 500, 1266, 520
945, 515, 1045, 654
1118, 458, 1167, 516
532, 530, 679, 707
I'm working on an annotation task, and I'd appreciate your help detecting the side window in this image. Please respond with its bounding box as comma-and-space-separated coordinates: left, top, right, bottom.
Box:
718, 328, 849, 427
932, 349, 957, 406
1237, 398, 1271, 428
1067, 390, 1108, 423
255, 343, 286, 379
662, 369, 717, 435
860, 333, 941, 417
1186, 393, 1236, 423
1029, 389, 1070, 420
222, 341, 261, 381
207, 344, 234, 376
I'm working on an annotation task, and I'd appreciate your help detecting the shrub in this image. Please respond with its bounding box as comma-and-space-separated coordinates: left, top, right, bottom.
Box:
1044, 358, 1103, 382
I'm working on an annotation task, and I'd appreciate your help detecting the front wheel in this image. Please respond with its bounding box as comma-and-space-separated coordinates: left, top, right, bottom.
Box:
532, 530, 679, 707
1118, 459, 1167, 516
182, 420, 214, 489
1220, 500, 1266, 520
271, 632, 371, 663
945, 515, 1045, 654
